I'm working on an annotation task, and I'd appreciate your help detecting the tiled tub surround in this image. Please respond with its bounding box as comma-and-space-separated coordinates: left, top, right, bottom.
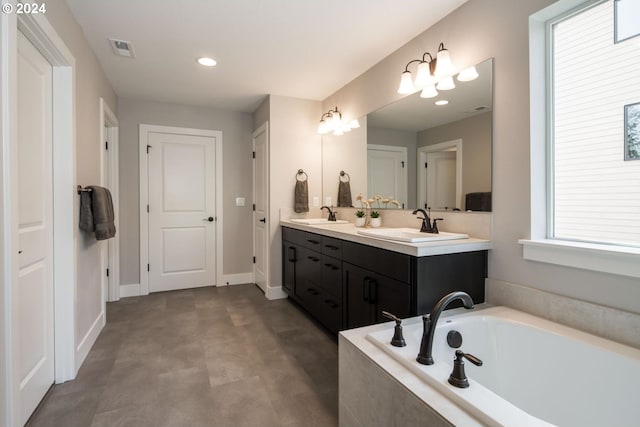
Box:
340, 305, 640, 427
486, 279, 640, 350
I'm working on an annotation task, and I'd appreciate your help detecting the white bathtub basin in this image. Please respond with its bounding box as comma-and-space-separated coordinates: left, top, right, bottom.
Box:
289, 218, 348, 224
357, 227, 468, 242
367, 306, 640, 427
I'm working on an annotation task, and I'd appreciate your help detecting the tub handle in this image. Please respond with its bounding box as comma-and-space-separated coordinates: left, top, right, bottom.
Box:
448, 350, 483, 389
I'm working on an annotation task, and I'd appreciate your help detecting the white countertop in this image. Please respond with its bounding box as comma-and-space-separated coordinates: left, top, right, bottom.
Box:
280, 220, 492, 257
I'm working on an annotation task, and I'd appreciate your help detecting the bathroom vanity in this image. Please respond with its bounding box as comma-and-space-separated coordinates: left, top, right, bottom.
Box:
281, 221, 490, 334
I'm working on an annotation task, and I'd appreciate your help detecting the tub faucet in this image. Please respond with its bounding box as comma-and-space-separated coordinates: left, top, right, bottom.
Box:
321, 205, 337, 221
412, 209, 432, 232
417, 291, 475, 365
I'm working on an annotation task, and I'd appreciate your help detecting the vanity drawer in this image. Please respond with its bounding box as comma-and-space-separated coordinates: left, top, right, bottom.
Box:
283, 227, 322, 251
342, 240, 411, 284
321, 236, 342, 258
321, 254, 342, 299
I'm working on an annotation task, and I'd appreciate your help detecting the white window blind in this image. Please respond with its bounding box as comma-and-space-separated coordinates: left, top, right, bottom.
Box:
551, 0, 640, 247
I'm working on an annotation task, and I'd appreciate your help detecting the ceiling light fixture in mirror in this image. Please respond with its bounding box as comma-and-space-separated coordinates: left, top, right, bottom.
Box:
397, 42, 478, 99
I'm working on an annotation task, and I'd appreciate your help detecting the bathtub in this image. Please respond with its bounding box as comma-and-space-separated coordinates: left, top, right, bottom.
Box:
366, 306, 640, 427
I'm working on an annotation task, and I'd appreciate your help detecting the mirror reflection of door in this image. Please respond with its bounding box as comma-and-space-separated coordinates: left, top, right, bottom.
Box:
426, 151, 457, 210
418, 139, 462, 210
367, 144, 407, 208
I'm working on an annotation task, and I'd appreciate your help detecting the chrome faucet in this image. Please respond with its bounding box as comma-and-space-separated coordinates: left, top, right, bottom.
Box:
417, 291, 475, 365
321, 205, 337, 221
412, 208, 432, 233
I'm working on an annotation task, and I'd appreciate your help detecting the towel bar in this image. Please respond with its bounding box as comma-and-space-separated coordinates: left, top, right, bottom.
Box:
77, 185, 93, 194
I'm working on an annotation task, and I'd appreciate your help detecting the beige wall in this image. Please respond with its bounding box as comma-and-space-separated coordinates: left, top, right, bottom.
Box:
265, 96, 322, 292
418, 111, 492, 200
117, 98, 254, 286
323, 0, 640, 315
44, 0, 118, 345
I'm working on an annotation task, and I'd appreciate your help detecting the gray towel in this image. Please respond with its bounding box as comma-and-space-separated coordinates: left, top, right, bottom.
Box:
294, 179, 309, 213
80, 186, 116, 240
337, 181, 352, 207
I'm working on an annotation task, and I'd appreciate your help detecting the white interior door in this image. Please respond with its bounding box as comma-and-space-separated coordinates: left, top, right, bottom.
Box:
427, 151, 457, 210
148, 132, 217, 292
367, 144, 407, 207
253, 124, 269, 292
17, 30, 54, 425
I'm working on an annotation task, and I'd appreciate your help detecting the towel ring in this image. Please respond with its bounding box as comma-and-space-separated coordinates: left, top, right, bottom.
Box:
296, 169, 308, 181
77, 185, 93, 195
339, 171, 350, 182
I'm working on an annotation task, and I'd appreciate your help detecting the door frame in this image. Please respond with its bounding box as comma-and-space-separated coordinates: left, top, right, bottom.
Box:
367, 144, 408, 206
252, 122, 269, 291
139, 124, 223, 295
417, 139, 463, 210
100, 98, 120, 302
1, 12, 77, 427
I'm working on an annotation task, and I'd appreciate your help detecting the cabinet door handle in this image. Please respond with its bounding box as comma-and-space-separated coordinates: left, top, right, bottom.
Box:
323, 263, 340, 271
369, 278, 377, 305
307, 256, 319, 262
363, 277, 370, 302
324, 244, 339, 251
307, 239, 320, 245
288, 246, 296, 262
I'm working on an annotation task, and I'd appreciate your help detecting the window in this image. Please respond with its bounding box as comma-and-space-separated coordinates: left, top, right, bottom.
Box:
551, 0, 640, 247
523, 0, 640, 278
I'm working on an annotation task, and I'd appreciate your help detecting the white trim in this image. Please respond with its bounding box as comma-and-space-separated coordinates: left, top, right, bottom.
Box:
266, 286, 288, 300
99, 98, 120, 302
119, 283, 141, 298
527, 0, 640, 278
520, 239, 640, 279
417, 139, 463, 210
2, 12, 76, 427
74, 311, 104, 371
139, 124, 223, 295
222, 273, 254, 286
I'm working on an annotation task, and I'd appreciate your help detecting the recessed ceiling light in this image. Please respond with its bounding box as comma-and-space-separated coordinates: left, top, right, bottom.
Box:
435, 100, 449, 106
197, 57, 217, 67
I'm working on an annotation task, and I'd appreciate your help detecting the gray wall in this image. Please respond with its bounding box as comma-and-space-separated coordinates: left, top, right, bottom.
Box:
118, 98, 253, 286
368, 127, 418, 208
418, 111, 492, 199
323, 0, 640, 315
44, 0, 118, 345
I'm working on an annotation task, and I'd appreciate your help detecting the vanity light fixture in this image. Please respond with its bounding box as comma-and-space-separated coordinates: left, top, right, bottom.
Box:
457, 66, 479, 82
435, 100, 449, 106
397, 43, 479, 97
317, 106, 358, 135
196, 56, 217, 67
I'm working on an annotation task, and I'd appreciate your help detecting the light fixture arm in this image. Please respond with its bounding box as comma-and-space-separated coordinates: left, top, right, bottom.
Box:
402, 59, 423, 72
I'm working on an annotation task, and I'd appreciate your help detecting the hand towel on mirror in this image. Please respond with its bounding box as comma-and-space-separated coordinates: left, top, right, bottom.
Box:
294, 179, 309, 213
87, 185, 116, 240
337, 180, 352, 207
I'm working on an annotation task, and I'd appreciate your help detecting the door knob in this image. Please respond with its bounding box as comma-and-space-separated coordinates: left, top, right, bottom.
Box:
205, 217, 214, 222
259, 218, 266, 223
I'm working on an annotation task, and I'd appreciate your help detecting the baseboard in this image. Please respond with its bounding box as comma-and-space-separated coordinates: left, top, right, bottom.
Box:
266, 286, 288, 300
75, 310, 105, 372
221, 272, 253, 286
120, 283, 141, 298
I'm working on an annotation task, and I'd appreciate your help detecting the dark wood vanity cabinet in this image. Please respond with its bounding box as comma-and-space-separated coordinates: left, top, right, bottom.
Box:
282, 226, 486, 334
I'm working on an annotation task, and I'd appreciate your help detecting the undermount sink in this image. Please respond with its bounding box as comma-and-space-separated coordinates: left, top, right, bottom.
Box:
357, 228, 469, 243
290, 218, 349, 225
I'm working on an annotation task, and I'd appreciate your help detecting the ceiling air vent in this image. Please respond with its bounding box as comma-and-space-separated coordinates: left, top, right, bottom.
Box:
464, 106, 489, 114
109, 38, 135, 58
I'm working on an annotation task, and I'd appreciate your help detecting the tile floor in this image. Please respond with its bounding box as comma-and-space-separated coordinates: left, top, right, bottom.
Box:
26, 284, 338, 427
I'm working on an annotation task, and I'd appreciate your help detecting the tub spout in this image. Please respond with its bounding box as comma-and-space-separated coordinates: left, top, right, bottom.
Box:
417, 291, 474, 365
